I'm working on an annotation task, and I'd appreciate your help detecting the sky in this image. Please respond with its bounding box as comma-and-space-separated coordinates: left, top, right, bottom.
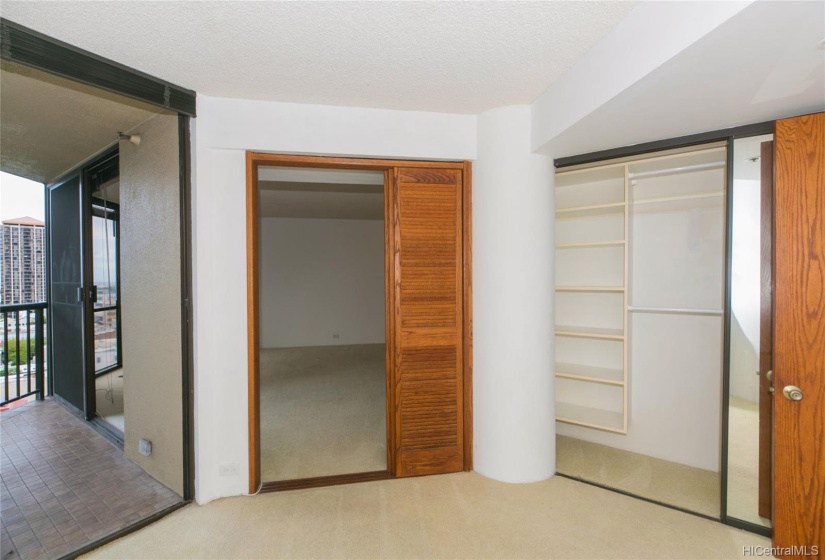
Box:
1, 171, 117, 289
1, 171, 45, 222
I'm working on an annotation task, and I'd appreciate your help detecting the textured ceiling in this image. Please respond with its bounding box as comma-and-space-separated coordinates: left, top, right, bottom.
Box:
0, 61, 162, 183
0, 1, 637, 114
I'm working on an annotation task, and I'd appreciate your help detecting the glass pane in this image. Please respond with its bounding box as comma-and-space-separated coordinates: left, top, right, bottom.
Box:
92, 215, 118, 309
726, 134, 773, 528
93, 309, 119, 373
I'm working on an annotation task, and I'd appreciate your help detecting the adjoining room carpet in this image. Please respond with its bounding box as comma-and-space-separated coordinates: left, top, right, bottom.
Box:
260, 344, 387, 482
83, 472, 770, 559
556, 435, 720, 518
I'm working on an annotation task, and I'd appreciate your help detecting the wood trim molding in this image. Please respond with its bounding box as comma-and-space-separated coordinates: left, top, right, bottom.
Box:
462, 161, 474, 471
246, 152, 473, 489
246, 151, 261, 494
259, 471, 393, 493
248, 153, 465, 171
384, 168, 399, 474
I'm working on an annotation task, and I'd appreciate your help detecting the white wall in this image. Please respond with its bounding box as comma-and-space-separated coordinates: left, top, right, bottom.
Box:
473, 106, 555, 483
260, 218, 385, 348
192, 95, 476, 503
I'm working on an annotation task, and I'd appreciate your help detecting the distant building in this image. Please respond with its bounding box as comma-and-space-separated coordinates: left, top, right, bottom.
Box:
1, 217, 46, 305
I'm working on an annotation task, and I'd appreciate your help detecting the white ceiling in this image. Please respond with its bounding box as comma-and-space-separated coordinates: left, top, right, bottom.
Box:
0, 1, 637, 114
545, 1, 825, 157
0, 61, 163, 183
259, 167, 384, 220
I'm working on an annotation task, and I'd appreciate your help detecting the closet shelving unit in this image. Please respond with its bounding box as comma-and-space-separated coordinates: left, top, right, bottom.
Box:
554, 145, 727, 434
554, 162, 629, 433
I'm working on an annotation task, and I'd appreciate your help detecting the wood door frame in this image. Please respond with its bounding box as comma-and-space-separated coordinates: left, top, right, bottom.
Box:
245, 152, 473, 493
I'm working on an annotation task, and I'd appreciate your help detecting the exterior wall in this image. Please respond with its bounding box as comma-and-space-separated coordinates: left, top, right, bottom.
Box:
119, 113, 183, 495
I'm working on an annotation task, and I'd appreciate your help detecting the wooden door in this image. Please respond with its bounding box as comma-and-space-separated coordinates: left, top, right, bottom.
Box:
773, 113, 824, 557
390, 167, 465, 477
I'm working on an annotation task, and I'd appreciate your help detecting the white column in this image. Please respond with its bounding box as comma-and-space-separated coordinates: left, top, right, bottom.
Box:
472, 105, 555, 483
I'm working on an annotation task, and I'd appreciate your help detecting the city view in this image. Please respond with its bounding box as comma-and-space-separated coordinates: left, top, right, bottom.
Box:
1, 172, 122, 402
1, 172, 48, 404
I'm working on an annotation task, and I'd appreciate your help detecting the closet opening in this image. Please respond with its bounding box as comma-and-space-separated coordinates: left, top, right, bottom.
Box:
256, 165, 389, 485
247, 154, 473, 493
554, 142, 729, 519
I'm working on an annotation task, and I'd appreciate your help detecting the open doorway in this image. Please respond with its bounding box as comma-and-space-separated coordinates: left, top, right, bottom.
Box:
258, 167, 387, 482
1, 48, 191, 557
88, 151, 125, 434
247, 154, 473, 492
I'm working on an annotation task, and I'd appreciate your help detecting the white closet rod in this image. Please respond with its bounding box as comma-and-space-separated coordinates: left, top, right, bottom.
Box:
628, 306, 723, 316
628, 161, 725, 179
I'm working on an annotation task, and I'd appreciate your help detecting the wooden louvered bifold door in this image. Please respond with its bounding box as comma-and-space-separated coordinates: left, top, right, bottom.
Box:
391, 167, 464, 477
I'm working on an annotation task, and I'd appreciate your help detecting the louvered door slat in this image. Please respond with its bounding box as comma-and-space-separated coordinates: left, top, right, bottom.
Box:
392, 167, 464, 477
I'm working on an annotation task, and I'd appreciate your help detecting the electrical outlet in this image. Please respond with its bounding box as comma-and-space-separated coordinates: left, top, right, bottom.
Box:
219, 463, 240, 476
138, 439, 152, 457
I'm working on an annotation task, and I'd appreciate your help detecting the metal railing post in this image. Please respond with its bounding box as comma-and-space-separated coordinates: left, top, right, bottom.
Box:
36, 307, 45, 400
3, 309, 8, 404
1, 302, 48, 406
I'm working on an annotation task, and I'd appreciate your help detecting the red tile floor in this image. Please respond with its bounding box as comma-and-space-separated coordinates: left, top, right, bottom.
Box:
1, 399, 180, 559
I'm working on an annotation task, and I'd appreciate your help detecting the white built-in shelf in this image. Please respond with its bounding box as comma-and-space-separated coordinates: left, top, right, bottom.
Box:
554, 325, 624, 341
556, 402, 626, 434
555, 240, 625, 250
633, 191, 724, 205
556, 202, 625, 218
556, 286, 624, 293
554, 152, 630, 435
555, 362, 624, 386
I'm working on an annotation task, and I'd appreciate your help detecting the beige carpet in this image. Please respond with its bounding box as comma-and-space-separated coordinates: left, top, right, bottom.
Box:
727, 398, 771, 528
557, 435, 720, 518
83, 472, 769, 559
260, 344, 387, 482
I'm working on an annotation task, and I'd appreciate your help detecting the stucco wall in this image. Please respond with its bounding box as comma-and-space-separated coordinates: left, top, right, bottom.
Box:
120, 113, 183, 495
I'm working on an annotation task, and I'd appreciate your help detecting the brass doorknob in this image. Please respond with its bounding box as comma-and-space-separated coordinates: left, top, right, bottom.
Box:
782, 385, 804, 401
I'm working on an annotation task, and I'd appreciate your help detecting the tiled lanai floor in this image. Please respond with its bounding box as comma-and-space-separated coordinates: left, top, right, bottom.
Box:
1, 399, 180, 560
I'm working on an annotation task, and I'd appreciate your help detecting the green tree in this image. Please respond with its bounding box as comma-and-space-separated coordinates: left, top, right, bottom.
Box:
4, 339, 31, 367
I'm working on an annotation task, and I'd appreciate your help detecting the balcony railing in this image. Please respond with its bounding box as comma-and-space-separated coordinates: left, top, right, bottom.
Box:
1, 302, 47, 406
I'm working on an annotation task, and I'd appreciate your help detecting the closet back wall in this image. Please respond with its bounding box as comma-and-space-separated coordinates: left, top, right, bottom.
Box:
260, 217, 385, 348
